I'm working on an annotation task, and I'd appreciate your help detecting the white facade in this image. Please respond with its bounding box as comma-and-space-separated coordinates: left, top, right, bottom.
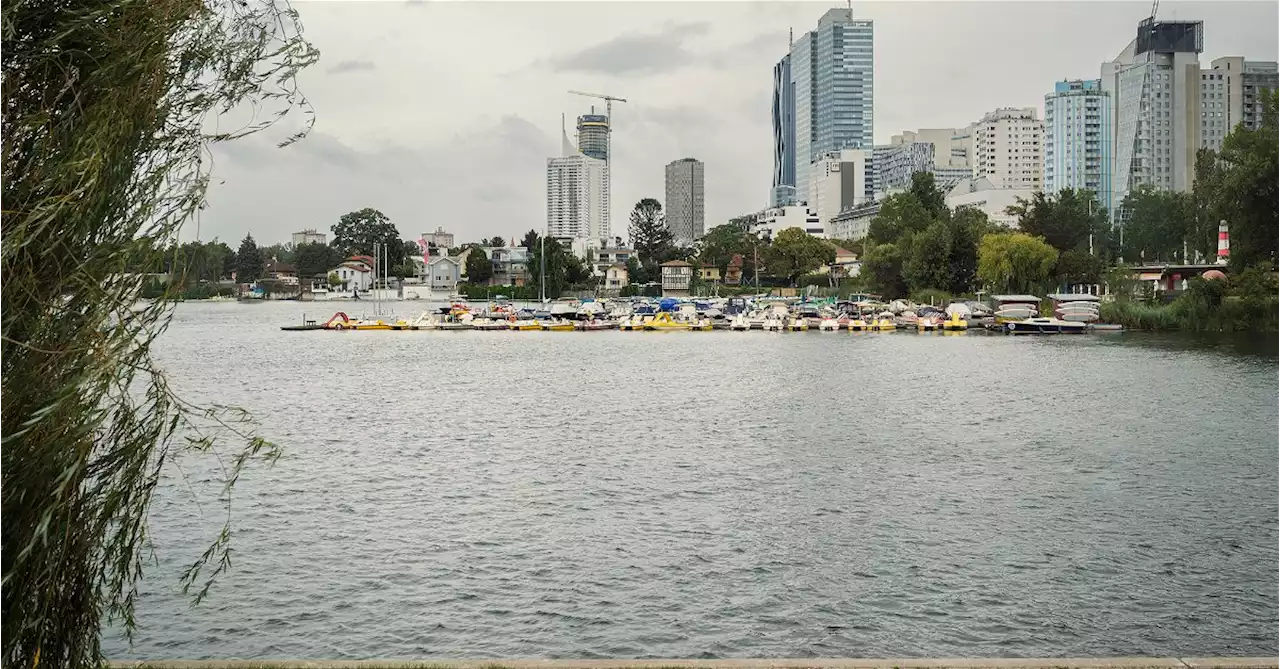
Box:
291, 229, 326, 247
807, 149, 872, 232
329, 261, 373, 292
945, 178, 1035, 228
828, 200, 880, 242
546, 154, 608, 240
972, 107, 1044, 190
890, 128, 974, 170
746, 205, 824, 241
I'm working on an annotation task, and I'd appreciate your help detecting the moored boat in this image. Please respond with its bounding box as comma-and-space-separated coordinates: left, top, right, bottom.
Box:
1006, 317, 1088, 334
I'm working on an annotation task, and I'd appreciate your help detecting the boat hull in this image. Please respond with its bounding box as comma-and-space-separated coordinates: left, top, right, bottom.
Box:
1006, 320, 1088, 334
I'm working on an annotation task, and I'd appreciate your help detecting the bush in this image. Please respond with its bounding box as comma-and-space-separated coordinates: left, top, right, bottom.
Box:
910, 288, 953, 306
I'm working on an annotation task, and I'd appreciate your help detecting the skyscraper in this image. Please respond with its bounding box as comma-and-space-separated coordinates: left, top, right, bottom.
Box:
1101, 18, 1204, 217
664, 158, 705, 245
547, 124, 607, 240
771, 54, 796, 206
1044, 79, 1112, 208
576, 114, 609, 161
787, 8, 875, 202
972, 107, 1044, 190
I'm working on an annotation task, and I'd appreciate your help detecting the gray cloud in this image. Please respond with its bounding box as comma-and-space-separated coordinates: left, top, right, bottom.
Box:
326, 59, 376, 75
545, 21, 710, 76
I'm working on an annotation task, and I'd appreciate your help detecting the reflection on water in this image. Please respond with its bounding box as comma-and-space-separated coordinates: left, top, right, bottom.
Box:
105, 302, 1279, 661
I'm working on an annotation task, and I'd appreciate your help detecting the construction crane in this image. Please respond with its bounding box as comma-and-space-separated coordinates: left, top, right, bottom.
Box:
568, 90, 627, 124
568, 90, 627, 239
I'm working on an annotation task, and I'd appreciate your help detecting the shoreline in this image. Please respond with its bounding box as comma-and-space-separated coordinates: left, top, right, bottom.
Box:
110, 658, 1280, 669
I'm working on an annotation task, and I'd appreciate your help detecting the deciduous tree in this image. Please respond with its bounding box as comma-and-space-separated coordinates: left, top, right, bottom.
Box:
766, 227, 835, 286
977, 233, 1059, 294
331, 208, 405, 266
904, 220, 952, 292
628, 198, 674, 265
465, 247, 494, 284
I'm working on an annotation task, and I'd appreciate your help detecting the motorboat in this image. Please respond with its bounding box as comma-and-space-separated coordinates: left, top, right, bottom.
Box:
729, 313, 751, 331
470, 317, 510, 331
577, 301, 607, 321
848, 317, 869, 331
1005, 317, 1088, 334
918, 314, 943, 331
510, 318, 542, 331
762, 314, 784, 332
942, 313, 969, 331
896, 311, 919, 328
575, 319, 615, 331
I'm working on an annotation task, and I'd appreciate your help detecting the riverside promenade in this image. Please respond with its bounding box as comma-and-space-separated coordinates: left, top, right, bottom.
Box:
111, 658, 1279, 669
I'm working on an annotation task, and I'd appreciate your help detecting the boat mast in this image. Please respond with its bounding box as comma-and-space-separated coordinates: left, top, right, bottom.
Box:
540, 233, 546, 304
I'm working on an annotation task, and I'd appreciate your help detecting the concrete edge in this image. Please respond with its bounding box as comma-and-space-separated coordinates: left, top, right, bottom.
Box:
106, 657, 1280, 669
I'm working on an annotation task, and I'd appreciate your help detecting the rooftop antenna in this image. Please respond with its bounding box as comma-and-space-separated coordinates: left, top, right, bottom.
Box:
789, 27, 793, 45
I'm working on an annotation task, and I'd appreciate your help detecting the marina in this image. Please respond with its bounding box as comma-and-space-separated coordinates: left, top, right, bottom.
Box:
278, 295, 1123, 335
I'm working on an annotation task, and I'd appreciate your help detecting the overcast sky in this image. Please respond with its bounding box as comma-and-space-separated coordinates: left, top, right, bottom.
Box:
199, 0, 1278, 248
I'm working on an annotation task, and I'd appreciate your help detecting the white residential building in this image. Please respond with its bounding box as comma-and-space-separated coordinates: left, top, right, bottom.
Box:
1044, 79, 1112, 208
807, 149, 872, 233
547, 126, 608, 240
745, 205, 824, 241
945, 177, 1035, 228
291, 229, 326, 247
972, 107, 1044, 190
828, 200, 880, 242
329, 260, 373, 292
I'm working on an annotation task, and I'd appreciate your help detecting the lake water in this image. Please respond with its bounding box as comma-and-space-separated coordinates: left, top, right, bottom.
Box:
105, 301, 1279, 660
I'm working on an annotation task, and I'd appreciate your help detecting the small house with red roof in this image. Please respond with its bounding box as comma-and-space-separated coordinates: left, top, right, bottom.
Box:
725, 254, 744, 285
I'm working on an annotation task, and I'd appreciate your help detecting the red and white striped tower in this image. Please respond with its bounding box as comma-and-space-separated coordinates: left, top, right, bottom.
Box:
1216, 220, 1230, 265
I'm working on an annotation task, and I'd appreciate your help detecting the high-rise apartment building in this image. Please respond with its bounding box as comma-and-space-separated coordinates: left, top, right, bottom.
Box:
972, 107, 1044, 189
1044, 79, 1112, 208
664, 158, 705, 245
872, 127, 974, 195
783, 8, 874, 203
1102, 18, 1276, 219
1101, 18, 1204, 216
771, 54, 797, 207
1209, 57, 1279, 134
547, 127, 607, 240
576, 114, 609, 161
807, 149, 872, 232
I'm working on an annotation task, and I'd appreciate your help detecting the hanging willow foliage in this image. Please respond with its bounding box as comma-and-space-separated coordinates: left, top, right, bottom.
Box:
2, 0, 318, 665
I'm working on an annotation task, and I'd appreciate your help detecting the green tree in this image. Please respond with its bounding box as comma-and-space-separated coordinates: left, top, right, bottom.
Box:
862, 243, 908, 298
697, 223, 759, 277
260, 242, 294, 264
171, 240, 234, 285
904, 220, 952, 292
1121, 185, 1193, 262
331, 208, 405, 266
520, 229, 539, 251
294, 243, 342, 279
909, 171, 948, 220
628, 198, 674, 265
235, 234, 264, 283
977, 233, 1059, 294
867, 192, 932, 245
1006, 189, 1107, 254
487, 235, 507, 248
1055, 249, 1105, 288
1194, 90, 1278, 269
1, 0, 315, 664
946, 206, 990, 295
529, 237, 574, 298
465, 247, 494, 284
625, 255, 648, 284
765, 228, 835, 286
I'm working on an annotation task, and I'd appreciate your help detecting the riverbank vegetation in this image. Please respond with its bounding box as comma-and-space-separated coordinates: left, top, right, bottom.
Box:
2, 0, 316, 665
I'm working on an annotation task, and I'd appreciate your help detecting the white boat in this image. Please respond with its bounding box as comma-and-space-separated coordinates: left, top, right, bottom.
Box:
818, 317, 840, 331
729, 313, 751, 331
762, 315, 784, 331
1006, 317, 1088, 334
